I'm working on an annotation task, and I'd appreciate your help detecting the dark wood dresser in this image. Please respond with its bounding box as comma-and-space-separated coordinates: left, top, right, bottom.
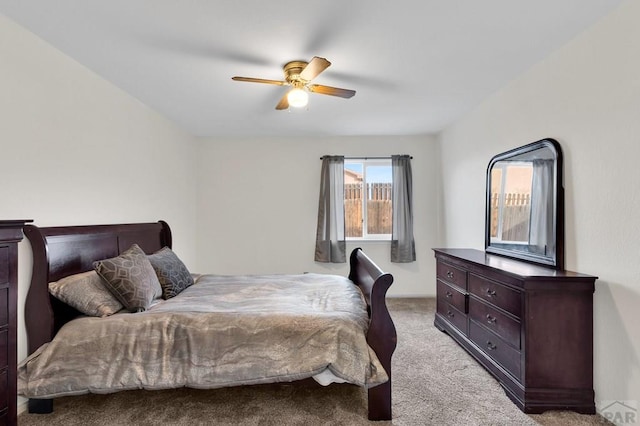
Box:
0, 220, 31, 426
433, 248, 597, 414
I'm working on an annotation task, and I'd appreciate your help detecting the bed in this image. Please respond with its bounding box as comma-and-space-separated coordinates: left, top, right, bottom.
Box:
19, 221, 397, 421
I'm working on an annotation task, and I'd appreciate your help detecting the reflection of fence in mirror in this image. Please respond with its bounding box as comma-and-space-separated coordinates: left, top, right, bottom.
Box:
498, 193, 531, 241
490, 163, 533, 242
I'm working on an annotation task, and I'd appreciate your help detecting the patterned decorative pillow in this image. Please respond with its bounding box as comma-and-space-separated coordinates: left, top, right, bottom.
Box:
147, 247, 194, 299
93, 244, 163, 312
48, 270, 124, 317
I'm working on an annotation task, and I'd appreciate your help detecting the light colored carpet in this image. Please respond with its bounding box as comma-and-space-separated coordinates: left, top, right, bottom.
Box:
18, 298, 610, 425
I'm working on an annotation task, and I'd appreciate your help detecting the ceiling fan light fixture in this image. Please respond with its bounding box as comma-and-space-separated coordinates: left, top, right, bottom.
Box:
287, 87, 308, 108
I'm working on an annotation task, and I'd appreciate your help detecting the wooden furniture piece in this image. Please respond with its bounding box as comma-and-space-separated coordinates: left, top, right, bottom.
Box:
23, 222, 397, 421
0, 220, 31, 426
433, 248, 597, 414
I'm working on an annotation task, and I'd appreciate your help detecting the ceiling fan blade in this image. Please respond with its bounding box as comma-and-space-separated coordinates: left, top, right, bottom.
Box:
308, 84, 356, 99
275, 92, 290, 110
299, 56, 331, 81
232, 76, 287, 86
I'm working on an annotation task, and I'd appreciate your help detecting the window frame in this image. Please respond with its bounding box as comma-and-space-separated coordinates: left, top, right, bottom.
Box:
344, 158, 393, 242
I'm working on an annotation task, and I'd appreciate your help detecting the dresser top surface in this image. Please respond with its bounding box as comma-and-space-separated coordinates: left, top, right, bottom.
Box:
433, 248, 598, 280
0, 220, 33, 227
0, 220, 32, 242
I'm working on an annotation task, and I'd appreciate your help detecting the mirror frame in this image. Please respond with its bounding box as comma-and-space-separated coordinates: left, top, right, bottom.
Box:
485, 138, 564, 269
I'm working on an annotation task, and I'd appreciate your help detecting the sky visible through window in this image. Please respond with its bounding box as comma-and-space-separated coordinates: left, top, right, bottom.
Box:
345, 163, 392, 183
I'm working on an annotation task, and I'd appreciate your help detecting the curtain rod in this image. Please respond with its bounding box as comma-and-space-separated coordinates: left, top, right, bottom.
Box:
319, 155, 413, 160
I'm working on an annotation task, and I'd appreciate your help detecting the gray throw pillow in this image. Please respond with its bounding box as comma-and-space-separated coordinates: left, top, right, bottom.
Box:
94, 244, 162, 312
148, 247, 194, 299
48, 270, 124, 317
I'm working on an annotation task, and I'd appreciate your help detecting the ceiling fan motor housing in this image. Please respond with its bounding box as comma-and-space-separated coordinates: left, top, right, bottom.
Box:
283, 61, 309, 84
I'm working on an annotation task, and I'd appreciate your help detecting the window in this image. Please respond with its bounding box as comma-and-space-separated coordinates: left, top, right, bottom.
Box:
344, 159, 392, 240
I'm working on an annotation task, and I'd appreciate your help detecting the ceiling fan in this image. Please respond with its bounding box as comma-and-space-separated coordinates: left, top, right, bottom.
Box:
232, 56, 356, 110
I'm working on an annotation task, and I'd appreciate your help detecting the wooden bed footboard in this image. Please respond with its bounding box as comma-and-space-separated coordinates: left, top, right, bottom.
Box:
349, 248, 398, 421
22, 223, 396, 421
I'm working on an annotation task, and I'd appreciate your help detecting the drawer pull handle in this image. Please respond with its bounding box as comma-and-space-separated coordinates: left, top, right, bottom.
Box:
486, 289, 497, 297
486, 341, 497, 351
446, 271, 454, 279
445, 291, 453, 298
486, 314, 496, 324
446, 310, 455, 319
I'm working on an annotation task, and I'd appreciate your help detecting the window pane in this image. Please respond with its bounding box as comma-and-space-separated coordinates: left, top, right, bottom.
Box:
366, 166, 392, 235
345, 181, 363, 238
345, 164, 363, 237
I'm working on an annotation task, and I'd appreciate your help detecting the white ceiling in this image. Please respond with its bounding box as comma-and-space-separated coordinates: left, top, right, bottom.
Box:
0, 1, 623, 137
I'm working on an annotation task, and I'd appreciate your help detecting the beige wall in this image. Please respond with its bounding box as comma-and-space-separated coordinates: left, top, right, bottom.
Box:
195, 135, 439, 297
0, 13, 199, 409
438, 0, 640, 417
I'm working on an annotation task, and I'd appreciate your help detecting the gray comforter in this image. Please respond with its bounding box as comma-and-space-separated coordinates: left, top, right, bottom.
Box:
18, 273, 388, 398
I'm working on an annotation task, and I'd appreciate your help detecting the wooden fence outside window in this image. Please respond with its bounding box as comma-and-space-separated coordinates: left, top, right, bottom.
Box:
345, 183, 392, 237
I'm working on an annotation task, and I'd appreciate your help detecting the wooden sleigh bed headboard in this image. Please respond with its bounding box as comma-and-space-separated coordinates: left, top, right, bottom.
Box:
24, 221, 172, 355
23, 221, 397, 421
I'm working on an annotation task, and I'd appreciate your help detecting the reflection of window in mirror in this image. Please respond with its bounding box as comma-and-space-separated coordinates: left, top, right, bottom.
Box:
485, 138, 562, 268
490, 162, 533, 243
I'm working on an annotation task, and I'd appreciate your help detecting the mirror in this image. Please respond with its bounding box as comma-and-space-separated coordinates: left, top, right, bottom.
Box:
485, 138, 564, 269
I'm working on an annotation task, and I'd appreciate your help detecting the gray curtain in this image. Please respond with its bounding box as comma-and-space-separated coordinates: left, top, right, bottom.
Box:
315, 156, 346, 263
391, 155, 416, 262
529, 159, 554, 257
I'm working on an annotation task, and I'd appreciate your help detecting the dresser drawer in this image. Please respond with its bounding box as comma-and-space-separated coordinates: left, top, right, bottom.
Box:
437, 297, 467, 335
0, 369, 6, 410
0, 330, 6, 369
469, 320, 521, 380
0, 247, 7, 285
437, 261, 467, 290
469, 274, 521, 318
468, 297, 520, 349
0, 289, 7, 327
437, 280, 467, 313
